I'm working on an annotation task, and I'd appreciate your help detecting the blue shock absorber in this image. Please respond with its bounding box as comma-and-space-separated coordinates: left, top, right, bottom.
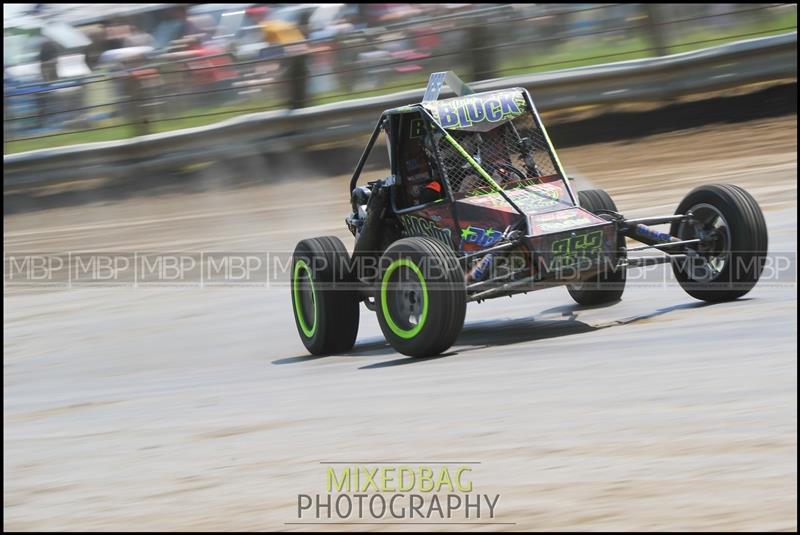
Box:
469, 254, 495, 282
634, 224, 676, 244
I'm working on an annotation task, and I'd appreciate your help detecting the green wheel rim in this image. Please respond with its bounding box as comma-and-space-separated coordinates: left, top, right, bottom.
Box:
293, 259, 317, 338
380, 258, 429, 339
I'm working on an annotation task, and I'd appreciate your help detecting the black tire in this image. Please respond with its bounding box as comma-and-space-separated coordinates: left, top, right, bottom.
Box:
670, 184, 768, 302
577, 188, 617, 216
291, 236, 360, 354
567, 188, 626, 305
375, 237, 467, 357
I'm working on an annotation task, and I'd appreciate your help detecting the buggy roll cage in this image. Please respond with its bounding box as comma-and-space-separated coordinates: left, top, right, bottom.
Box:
347, 72, 580, 226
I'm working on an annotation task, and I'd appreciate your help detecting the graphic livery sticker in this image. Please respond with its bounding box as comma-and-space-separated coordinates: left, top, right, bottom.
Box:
464, 183, 566, 213
401, 215, 453, 245
460, 226, 503, 249
550, 230, 604, 270
425, 90, 527, 132
530, 208, 605, 235
538, 216, 594, 232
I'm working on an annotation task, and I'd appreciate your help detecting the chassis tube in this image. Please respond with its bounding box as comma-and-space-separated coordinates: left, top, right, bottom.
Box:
349, 116, 385, 199
469, 277, 535, 302
624, 214, 689, 227
460, 241, 519, 264
627, 238, 700, 253
626, 254, 688, 268
626, 223, 684, 247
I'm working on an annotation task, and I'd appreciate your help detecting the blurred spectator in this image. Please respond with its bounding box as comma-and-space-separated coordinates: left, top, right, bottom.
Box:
124, 24, 156, 49
39, 37, 59, 82
83, 26, 107, 71
153, 5, 206, 50
188, 14, 217, 43
36, 37, 59, 129
307, 5, 356, 40
84, 22, 128, 72
254, 6, 306, 45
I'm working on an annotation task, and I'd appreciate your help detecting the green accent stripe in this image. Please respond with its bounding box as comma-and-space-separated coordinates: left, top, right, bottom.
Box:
539, 122, 566, 176
381, 258, 429, 339
441, 131, 525, 215
442, 132, 504, 193
293, 259, 317, 338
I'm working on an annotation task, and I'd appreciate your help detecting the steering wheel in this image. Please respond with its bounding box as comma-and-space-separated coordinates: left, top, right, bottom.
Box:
487, 162, 528, 184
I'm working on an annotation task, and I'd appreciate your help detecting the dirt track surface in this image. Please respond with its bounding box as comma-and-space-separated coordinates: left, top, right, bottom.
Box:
3, 115, 797, 531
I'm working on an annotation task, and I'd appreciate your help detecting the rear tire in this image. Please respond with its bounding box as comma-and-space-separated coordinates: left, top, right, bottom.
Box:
568, 188, 626, 305
376, 237, 467, 357
291, 236, 360, 354
670, 184, 767, 302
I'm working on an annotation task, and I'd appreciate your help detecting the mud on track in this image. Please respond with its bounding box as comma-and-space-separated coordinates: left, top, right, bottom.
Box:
3, 114, 797, 531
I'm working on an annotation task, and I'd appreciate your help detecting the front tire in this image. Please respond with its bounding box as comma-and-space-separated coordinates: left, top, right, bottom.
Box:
291, 236, 360, 354
568, 188, 626, 305
670, 184, 767, 302
376, 237, 466, 357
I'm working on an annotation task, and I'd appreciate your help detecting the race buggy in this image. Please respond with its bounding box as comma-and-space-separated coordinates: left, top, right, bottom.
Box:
291, 72, 768, 357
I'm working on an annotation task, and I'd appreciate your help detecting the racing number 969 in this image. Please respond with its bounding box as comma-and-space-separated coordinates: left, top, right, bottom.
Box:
551, 230, 603, 264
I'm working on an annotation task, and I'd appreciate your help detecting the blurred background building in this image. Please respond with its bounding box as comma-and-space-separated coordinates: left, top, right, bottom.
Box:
3, 3, 797, 154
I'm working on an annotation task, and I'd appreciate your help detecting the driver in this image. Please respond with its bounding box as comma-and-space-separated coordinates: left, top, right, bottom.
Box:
405, 134, 445, 205
452, 130, 518, 193
418, 179, 443, 204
